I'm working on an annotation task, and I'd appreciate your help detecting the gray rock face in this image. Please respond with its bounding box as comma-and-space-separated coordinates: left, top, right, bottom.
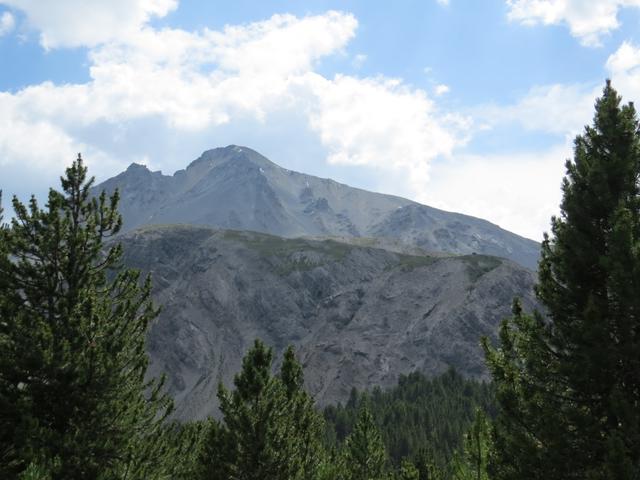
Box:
120, 225, 538, 420
97, 145, 540, 270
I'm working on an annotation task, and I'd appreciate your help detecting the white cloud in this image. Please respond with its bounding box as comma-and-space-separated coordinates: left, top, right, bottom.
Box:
0, 11, 14, 36
306, 74, 469, 191
477, 41, 640, 141
0, 89, 123, 198
423, 144, 570, 240
606, 40, 640, 73
0, 91, 84, 171
436, 0, 450, 5
0, 11, 359, 133
479, 82, 597, 137
434, 84, 450, 95
0, 0, 177, 48
506, 0, 640, 46
352, 53, 367, 68
606, 41, 640, 101
0, 6, 471, 211
458, 40, 640, 239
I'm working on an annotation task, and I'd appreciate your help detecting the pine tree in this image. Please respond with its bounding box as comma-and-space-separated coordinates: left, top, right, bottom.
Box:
396, 459, 420, 480
483, 81, 640, 479
0, 156, 173, 479
198, 340, 324, 480
0, 190, 18, 475
316, 448, 349, 480
344, 405, 388, 480
449, 410, 489, 480
279, 345, 325, 478
413, 449, 443, 480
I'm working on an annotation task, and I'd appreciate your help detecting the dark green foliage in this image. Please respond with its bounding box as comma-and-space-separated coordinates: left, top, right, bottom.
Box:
280, 344, 304, 397
449, 410, 490, 480
0, 157, 173, 479
395, 459, 420, 480
483, 81, 640, 479
344, 405, 388, 480
413, 450, 444, 480
315, 450, 349, 480
324, 369, 495, 472
158, 420, 207, 479
196, 340, 324, 480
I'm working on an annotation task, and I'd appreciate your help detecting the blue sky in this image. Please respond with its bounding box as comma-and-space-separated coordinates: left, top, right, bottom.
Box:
1, 1, 640, 240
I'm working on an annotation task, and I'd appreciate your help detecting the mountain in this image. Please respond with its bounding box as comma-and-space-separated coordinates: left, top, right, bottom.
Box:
119, 225, 538, 420
96, 145, 540, 270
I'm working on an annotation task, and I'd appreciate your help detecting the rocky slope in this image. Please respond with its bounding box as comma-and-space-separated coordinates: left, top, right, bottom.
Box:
98, 145, 540, 270
120, 225, 538, 420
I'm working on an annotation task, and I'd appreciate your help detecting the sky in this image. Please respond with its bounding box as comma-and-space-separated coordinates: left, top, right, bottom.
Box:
1, 1, 640, 241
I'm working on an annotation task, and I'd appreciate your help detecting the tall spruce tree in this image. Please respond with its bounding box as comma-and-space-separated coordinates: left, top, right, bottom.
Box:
0, 190, 15, 474
449, 410, 490, 480
198, 340, 323, 480
279, 345, 325, 477
395, 459, 420, 480
0, 156, 173, 479
344, 405, 388, 480
483, 81, 640, 479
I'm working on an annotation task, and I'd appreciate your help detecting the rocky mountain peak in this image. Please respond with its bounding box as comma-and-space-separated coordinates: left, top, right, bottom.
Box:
125, 162, 149, 172
185, 145, 278, 174
96, 146, 540, 269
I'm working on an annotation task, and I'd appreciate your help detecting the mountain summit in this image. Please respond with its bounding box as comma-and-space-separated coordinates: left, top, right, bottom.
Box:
96, 145, 540, 269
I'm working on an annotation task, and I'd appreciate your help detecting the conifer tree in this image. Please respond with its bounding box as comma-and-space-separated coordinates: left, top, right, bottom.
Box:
198, 340, 324, 480
483, 81, 640, 479
344, 405, 388, 480
0, 190, 17, 475
279, 345, 325, 477
0, 156, 173, 479
316, 448, 349, 480
450, 410, 489, 480
413, 449, 443, 480
396, 459, 420, 480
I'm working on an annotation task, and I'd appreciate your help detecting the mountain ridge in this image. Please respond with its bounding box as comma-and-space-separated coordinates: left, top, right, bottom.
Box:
96, 145, 540, 270
117, 224, 538, 419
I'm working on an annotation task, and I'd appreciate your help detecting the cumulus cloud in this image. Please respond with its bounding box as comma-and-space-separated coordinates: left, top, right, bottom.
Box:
0, 87, 129, 187
0, 5, 470, 210
0, 0, 177, 48
479, 82, 597, 137
434, 84, 450, 95
0, 10, 360, 171
477, 41, 640, 142
306, 74, 469, 191
606, 41, 640, 100
457, 40, 640, 239
423, 144, 570, 240
506, 0, 640, 46
0, 92, 84, 170
0, 11, 14, 36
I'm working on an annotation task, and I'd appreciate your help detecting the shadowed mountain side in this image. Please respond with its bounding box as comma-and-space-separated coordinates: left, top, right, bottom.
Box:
119, 225, 538, 420
97, 145, 540, 270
